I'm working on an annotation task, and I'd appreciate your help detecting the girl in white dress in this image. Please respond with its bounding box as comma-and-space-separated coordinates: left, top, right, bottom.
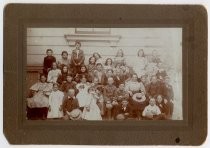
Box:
47, 62, 62, 83
47, 83, 64, 119
133, 49, 148, 78
82, 87, 102, 120
76, 75, 90, 109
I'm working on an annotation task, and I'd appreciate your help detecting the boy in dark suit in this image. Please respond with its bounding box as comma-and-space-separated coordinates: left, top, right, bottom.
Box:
43, 49, 56, 75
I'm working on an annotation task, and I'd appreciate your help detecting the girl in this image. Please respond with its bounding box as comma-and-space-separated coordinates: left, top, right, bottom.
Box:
47, 62, 62, 84
86, 56, 96, 79
57, 51, 70, 70
133, 49, 148, 78
47, 83, 64, 119
93, 52, 104, 64
74, 65, 92, 83
82, 87, 102, 120
114, 49, 126, 66
76, 75, 90, 110
93, 63, 107, 85
27, 74, 52, 120
150, 49, 161, 64
57, 65, 69, 85
104, 58, 114, 71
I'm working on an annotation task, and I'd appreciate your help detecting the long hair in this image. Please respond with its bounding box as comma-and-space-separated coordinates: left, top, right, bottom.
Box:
137, 49, 145, 57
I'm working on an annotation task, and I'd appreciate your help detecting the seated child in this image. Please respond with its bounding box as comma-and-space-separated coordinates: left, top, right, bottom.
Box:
156, 94, 170, 119
57, 51, 70, 70
47, 83, 64, 119
57, 65, 70, 85
82, 87, 102, 120
59, 73, 77, 93
47, 62, 61, 84
62, 89, 80, 120
142, 98, 162, 120
74, 65, 92, 83
114, 98, 132, 120
93, 63, 107, 85
43, 49, 56, 75
114, 83, 129, 103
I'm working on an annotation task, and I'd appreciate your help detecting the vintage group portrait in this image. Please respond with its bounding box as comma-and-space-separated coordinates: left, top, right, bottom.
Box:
26, 27, 182, 121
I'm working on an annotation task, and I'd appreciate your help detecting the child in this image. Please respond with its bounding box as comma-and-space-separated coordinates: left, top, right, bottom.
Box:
86, 56, 97, 78
57, 51, 70, 70
114, 98, 132, 120
150, 49, 161, 64
93, 52, 104, 64
133, 49, 148, 78
156, 94, 170, 119
103, 77, 117, 119
70, 41, 85, 74
147, 75, 162, 98
57, 65, 69, 85
114, 83, 129, 103
43, 49, 56, 75
114, 49, 126, 66
76, 75, 90, 111
74, 65, 92, 83
47, 62, 62, 84
62, 89, 79, 120
60, 73, 77, 93
142, 98, 161, 120
47, 83, 64, 119
93, 63, 107, 85
27, 74, 52, 120
82, 87, 102, 120
104, 58, 114, 71
113, 69, 126, 87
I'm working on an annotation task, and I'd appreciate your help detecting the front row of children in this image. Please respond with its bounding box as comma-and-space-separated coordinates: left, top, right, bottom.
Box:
27, 74, 171, 120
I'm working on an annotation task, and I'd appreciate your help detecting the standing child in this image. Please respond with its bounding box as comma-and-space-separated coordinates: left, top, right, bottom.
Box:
93, 63, 107, 85
82, 87, 102, 120
43, 49, 56, 75
70, 41, 85, 74
86, 56, 97, 79
114, 49, 126, 66
104, 58, 114, 71
76, 75, 90, 111
57, 65, 69, 85
47, 83, 64, 119
47, 62, 62, 84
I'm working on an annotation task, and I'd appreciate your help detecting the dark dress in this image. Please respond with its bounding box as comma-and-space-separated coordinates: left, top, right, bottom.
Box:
43, 56, 56, 75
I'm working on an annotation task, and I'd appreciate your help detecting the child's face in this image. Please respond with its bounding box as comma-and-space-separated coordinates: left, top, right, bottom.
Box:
62, 53, 68, 59
117, 50, 123, 57
75, 43, 81, 49
68, 89, 75, 97
40, 76, 47, 83
132, 75, 138, 81
97, 65, 102, 71
107, 59, 112, 65
107, 78, 114, 85
157, 95, 163, 103
47, 51, 53, 56
66, 76, 73, 82
81, 67, 86, 73
89, 88, 95, 94
94, 53, 100, 59
122, 100, 128, 106
107, 70, 113, 76
81, 77, 87, 83
116, 70, 121, 76
53, 85, 59, 91
90, 57, 96, 64
63, 66, 68, 73
141, 77, 146, 83
138, 50, 144, 57
149, 99, 156, 106
119, 84, 125, 90
93, 78, 99, 84
151, 76, 157, 83
52, 62, 57, 69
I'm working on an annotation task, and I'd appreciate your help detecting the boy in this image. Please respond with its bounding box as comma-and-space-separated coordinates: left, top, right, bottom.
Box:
60, 73, 77, 93
62, 89, 79, 120
142, 98, 162, 120
114, 98, 132, 120
43, 49, 56, 75
70, 41, 85, 74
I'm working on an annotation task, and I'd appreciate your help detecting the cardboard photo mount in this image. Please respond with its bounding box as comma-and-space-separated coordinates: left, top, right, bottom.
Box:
3, 4, 207, 145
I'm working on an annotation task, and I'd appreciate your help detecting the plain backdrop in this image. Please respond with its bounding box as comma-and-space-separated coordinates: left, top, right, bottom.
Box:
0, 0, 209, 148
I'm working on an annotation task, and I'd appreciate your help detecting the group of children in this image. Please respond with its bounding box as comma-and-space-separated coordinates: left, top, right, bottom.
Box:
27, 41, 174, 121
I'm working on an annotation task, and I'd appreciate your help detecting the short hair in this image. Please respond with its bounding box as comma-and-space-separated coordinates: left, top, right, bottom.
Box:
39, 73, 47, 79
61, 51, 68, 55
46, 49, 53, 53
75, 40, 81, 46
96, 63, 103, 67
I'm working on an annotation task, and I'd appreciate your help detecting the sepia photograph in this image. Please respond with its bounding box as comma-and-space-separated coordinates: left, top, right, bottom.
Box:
26, 27, 182, 121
